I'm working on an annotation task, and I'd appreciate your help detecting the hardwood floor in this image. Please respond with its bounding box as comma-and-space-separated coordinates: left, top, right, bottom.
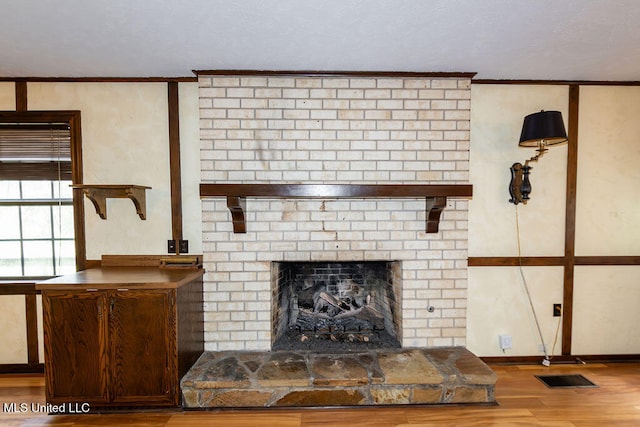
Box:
0, 362, 639, 426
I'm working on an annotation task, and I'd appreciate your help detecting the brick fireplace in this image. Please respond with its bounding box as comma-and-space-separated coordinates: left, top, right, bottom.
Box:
198, 72, 471, 352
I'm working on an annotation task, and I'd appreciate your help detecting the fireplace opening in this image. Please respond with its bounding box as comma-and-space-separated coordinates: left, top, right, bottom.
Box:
272, 261, 402, 351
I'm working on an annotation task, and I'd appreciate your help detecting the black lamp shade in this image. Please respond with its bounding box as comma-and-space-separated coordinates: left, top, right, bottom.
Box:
519, 110, 568, 147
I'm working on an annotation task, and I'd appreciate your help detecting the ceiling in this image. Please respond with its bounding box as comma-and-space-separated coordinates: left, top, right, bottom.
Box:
2, 0, 640, 81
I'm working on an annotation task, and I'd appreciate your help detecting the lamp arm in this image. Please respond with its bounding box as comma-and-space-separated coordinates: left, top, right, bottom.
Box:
524, 140, 548, 166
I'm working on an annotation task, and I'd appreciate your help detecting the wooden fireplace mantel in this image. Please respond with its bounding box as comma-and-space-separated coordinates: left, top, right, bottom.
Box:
199, 183, 473, 233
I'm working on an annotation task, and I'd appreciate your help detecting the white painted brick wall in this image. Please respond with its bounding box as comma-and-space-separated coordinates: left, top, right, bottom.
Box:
199, 75, 470, 351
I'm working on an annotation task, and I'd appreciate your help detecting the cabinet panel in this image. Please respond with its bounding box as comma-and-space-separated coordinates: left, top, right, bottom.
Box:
43, 291, 108, 403
109, 289, 176, 405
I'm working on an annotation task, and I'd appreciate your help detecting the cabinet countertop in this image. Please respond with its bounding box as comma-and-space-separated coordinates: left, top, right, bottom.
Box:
36, 267, 204, 291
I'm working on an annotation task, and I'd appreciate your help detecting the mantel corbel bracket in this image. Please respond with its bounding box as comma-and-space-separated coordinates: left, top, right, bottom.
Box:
72, 185, 151, 220
227, 196, 247, 233
426, 196, 447, 233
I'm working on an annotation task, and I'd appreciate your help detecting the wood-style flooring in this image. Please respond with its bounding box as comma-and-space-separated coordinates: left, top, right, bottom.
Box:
0, 362, 639, 426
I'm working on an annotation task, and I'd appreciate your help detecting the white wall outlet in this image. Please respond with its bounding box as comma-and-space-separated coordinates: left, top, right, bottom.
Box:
499, 334, 512, 350
539, 343, 548, 354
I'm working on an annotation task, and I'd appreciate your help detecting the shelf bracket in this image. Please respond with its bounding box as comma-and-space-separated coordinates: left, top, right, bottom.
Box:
73, 185, 151, 220
425, 196, 447, 233
226, 196, 247, 233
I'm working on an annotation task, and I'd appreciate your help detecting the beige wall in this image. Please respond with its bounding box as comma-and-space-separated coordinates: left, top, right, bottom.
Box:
0, 295, 28, 363
0, 82, 15, 108
468, 84, 569, 357
0, 81, 203, 366
575, 86, 640, 256
468, 84, 640, 357
28, 82, 172, 258
467, 267, 564, 356
1, 83, 26, 364
573, 266, 640, 354
26, 82, 203, 258
469, 84, 569, 257
571, 86, 640, 355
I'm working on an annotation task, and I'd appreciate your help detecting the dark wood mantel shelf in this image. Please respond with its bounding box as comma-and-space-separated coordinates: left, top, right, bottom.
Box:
200, 183, 473, 233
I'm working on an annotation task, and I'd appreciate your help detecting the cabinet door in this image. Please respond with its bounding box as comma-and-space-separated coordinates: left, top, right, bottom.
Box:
42, 291, 109, 404
109, 289, 177, 405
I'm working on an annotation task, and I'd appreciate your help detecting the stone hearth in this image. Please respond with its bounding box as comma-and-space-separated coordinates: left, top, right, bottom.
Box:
181, 347, 495, 408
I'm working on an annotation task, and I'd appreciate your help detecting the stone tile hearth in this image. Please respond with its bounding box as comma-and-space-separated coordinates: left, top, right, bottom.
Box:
181, 347, 496, 408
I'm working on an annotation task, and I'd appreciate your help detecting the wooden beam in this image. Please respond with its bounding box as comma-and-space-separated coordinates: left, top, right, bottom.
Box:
562, 84, 580, 355
15, 80, 27, 111
25, 294, 39, 366
201, 183, 473, 198
468, 257, 565, 267
69, 111, 86, 271
168, 82, 183, 253
575, 256, 640, 265
194, 70, 477, 79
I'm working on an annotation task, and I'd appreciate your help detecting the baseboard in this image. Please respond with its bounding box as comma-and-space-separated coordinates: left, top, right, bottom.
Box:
482, 354, 640, 365
0, 363, 44, 374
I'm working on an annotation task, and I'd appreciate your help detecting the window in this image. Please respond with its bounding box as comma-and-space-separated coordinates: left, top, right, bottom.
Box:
0, 180, 75, 278
0, 111, 85, 278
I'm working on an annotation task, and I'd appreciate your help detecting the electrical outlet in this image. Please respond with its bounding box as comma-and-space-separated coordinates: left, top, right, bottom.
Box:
539, 343, 548, 353
179, 240, 189, 254
553, 303, 562, 317
167, 239, 176, 253
499, 334, 512, 350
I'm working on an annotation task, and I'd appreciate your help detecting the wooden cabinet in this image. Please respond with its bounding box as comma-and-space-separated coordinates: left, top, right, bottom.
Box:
43, 291, 108, 403
38, 267, 203, 409
109, 289, 175, 405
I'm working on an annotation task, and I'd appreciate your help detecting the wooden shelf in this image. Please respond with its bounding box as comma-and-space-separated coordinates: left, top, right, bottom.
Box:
200, 183, 473, 233
72, 184, 151, 220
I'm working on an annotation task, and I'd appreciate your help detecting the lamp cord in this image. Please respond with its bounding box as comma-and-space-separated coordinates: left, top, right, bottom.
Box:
515, 204, 551, 364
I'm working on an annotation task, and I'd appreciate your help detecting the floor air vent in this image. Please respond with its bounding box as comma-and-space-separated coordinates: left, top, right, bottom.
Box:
535, 374, 597, 388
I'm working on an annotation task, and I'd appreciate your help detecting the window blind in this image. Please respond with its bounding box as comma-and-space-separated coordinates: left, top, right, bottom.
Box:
0, 123, 71, 180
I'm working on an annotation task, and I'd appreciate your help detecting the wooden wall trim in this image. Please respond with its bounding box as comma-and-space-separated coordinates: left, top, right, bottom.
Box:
482, 354, 640, 364
25, 294, 39, 365
193, 69, 477, 78
473, 79, 640, 86
468, 257, 565, 267
15, 80, 27, 111
561, 85, 580, 355
69, 111, 87, 271
575, 256, 640, 265
0, 77, 196, 83
0, 363, 44, 374
168, 82, 183, 253
468, 255, 640, 267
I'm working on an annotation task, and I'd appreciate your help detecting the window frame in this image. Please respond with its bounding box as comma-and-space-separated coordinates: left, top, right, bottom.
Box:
0, 111, 86, 274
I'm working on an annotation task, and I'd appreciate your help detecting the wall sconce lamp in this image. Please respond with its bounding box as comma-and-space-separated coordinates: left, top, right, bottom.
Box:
508, 110, 568, 205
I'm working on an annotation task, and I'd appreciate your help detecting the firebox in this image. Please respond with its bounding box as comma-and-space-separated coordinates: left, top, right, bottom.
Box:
271, 261, 402, 351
